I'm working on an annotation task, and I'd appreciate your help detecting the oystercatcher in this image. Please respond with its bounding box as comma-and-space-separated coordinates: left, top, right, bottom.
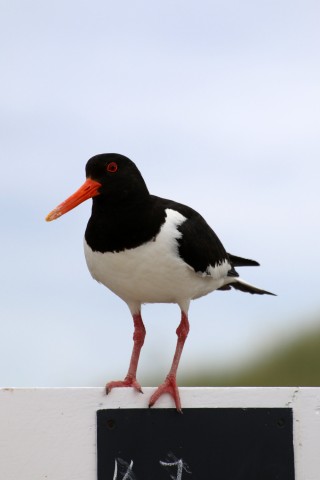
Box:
46, 153, 274, 411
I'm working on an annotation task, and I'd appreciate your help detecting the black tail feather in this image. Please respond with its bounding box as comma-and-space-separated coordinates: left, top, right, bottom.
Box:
228, 253, 260, 267
231, 279, 276, 296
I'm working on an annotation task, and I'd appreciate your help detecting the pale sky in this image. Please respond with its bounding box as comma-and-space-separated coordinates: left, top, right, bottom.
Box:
1, 0, 320, 387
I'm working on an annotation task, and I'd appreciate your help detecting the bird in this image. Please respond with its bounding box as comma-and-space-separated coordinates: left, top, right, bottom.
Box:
46, 153, 274, 411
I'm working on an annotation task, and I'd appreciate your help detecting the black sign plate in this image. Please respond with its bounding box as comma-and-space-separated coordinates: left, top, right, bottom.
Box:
97, 408, 294, 480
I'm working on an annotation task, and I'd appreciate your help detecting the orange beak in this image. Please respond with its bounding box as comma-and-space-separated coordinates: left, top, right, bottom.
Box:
45, 178, 102, 222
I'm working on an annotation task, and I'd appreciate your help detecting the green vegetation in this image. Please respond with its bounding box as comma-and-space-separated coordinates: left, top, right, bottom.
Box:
182, 323, 320, 387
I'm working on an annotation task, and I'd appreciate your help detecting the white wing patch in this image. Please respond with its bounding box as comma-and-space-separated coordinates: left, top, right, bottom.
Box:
205, 260, 231, 279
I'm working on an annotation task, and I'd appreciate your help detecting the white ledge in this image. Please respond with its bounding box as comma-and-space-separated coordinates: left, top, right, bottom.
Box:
1, 387, 319, 479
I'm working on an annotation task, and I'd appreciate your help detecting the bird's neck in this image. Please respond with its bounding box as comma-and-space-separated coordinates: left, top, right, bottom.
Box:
91, 188, 150, 216
85, 194, 166, 253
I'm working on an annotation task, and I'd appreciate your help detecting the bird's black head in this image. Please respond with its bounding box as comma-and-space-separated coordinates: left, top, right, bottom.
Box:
46, 153, 149, 221
85, 153, 149, 203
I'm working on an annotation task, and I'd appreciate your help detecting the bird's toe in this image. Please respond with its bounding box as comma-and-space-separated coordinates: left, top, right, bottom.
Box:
105, 376, 143, 394
149, 374, 182, 412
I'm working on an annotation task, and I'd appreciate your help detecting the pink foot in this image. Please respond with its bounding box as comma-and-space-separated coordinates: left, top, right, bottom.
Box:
106, 375, 143, 394
149, 375, 182, 412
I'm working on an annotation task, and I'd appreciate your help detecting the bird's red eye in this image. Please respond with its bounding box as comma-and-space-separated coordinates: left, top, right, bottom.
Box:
106, 162, 118, 173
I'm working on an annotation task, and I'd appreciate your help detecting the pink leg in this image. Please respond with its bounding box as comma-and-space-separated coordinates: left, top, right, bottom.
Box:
106, 312, 146, 394
149, 311, 190, 412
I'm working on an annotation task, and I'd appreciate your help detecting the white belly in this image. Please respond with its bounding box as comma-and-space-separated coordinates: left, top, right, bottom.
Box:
83, 209, 230, 309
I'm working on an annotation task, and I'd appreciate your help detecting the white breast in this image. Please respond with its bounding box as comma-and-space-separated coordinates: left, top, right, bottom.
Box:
84, 208, 231, 311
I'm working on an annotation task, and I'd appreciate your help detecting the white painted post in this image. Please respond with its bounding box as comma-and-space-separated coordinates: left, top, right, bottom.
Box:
0, 387, 319, 479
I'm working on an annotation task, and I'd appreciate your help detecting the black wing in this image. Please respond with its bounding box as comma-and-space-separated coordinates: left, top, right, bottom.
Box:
155, 196, 231, 275
152, 196, 275, 295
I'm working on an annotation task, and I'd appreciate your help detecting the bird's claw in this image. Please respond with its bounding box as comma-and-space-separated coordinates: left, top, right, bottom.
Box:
149, 375, 182, 412
106, 376, 143, 394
